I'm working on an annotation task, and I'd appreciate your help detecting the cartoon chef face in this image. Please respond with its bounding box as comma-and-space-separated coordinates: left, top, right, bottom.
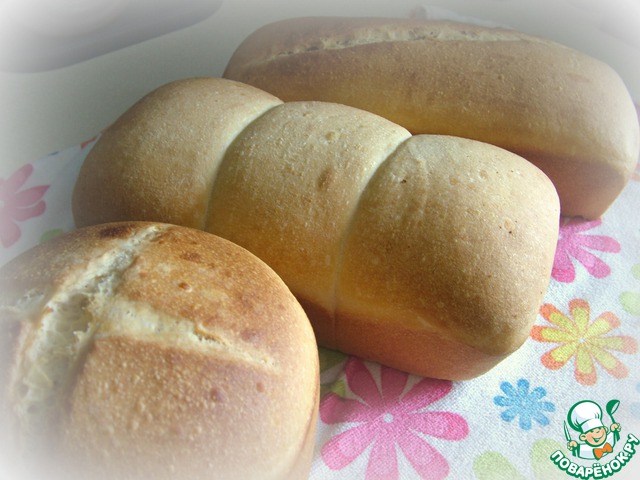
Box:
581, 425, 609, 447
568, 400, 606, 440
566, 399, 620, 460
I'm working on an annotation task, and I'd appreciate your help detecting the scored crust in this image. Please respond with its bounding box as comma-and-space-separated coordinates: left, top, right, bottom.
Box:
0, 222, 319, 480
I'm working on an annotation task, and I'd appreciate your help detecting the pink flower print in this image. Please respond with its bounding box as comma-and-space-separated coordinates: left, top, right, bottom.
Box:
320, 358, 468, 479
552, 217, 620, 283
0, 164, 49, 248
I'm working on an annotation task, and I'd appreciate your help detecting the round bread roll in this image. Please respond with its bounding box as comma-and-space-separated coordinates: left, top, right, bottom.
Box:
0, 222, 319, 480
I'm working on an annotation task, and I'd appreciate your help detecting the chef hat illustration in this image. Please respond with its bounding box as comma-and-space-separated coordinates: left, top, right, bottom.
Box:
568, 400, 604, 433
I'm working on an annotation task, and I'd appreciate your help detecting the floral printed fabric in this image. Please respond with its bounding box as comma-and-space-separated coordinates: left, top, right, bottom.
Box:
0, 139, 96, 267
320, 358, 468, 479
532, 300, 637, 386
493, 379, 556, 431
552, 218, 621, 283
2, 141, 639, 479
0, 164, 49, 248
312, 162, 640, 478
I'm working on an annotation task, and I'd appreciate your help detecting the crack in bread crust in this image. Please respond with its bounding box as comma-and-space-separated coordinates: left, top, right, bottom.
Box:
6, 223, 281, 463
1, 222, 319, 479
95, 298, 277, 369
8, 224, 165, 447
243, 18, 553, 66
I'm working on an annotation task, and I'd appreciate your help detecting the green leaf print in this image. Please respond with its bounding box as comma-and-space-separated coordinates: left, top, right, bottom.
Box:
319, 348, 347, 372
620, 264, 640, 316
473, 451, 526, 480
473, 439, 565, 480
319, 348, 348, 398
531, 439, 565, 480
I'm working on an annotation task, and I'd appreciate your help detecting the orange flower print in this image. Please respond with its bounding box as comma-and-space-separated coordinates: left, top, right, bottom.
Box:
531, 299, 637, 386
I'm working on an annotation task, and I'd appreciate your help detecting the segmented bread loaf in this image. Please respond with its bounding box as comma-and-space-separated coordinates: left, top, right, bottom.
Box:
0, 222, 319, 480
72, 77, 560, 380
223, 17, 640, 219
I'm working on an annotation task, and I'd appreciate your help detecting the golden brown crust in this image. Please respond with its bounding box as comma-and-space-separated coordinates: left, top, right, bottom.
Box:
336, 311, 509, 381
335, 135, 559, 375
71, 77, 560, 381
207, 100, 411, 317
223, 16, 640, 218
0, 222, 318, 480
72, 78, 283, 229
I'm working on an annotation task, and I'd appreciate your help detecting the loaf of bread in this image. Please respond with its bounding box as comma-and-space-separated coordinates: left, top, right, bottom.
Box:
223, 16, 640, 219
0, 222, 319, 480
72, 77, 560, 380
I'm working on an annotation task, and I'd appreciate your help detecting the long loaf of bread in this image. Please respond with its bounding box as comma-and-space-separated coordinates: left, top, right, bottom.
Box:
72, 77, 560, 380
223, 17, 640, 219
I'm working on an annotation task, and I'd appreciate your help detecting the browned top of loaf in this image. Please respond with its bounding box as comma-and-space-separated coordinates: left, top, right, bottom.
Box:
225, 16, 553, 64
72, 78, 283, 229
0, 222, 318, 480
224, 16, 640, 218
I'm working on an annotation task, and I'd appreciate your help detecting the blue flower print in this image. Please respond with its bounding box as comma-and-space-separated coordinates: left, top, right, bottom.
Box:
494, 379, 556, 431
